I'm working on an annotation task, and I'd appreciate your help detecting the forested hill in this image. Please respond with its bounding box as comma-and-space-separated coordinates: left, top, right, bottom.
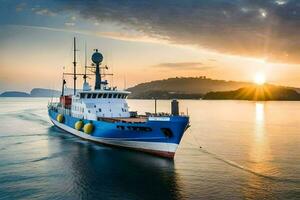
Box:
203, 85, 300, 101
127, 77, 252, 99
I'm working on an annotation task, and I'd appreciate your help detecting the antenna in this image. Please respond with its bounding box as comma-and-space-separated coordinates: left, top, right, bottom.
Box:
111, 66, 114, 88
154, 98, 157, 115
124, 74, 127, 90
83, 42, 87, 83
73, 37, 77, 95
111, 52, 114, 88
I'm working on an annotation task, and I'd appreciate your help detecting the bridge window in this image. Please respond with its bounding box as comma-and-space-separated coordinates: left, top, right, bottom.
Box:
98, 93, 103, 98
113, 94, 117, 98
80, 93, 85, 98
87, 94, 91, 98
117, 94, 121, 98
92, 93, 97, 98
108, 93, 112, 98
103, 93, 107, 98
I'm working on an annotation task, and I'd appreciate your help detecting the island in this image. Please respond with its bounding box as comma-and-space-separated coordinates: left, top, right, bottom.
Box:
30, 88, 61, 97
203, 85, 300, 101
127, 77, 252, 99
0, 88, 61, 98
0, 91, 31, 97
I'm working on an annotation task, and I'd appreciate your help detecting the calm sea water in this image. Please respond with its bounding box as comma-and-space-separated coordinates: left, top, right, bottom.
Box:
0, 98, 299, 200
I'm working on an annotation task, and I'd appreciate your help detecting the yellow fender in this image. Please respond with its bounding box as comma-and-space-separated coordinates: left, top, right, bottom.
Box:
83, 123, 94, 134
56, 114, 64, 123
75, 120, 84, 131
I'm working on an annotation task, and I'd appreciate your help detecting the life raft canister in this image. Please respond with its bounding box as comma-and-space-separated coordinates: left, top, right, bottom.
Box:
75, 120, 84, 131
56, 114, 64, 123
83, 123, 94, 134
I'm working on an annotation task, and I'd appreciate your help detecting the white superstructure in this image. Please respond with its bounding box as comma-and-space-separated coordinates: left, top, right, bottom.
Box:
71, 89, 131, 120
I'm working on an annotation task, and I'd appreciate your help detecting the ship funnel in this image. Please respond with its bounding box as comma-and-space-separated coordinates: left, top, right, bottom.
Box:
171, 99, 179, 116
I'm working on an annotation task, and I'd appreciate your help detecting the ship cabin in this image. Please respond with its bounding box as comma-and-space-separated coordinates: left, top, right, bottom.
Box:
71, 90, 131, 120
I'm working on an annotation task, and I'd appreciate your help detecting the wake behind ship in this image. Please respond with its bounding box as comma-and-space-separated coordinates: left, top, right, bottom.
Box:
48, 38, 190, 158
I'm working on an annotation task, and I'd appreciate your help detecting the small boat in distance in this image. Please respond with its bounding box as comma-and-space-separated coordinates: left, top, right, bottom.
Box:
48, 38, 190, 158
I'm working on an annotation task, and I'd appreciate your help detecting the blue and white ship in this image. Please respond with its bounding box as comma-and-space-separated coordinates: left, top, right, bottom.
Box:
48, 38, 190, 158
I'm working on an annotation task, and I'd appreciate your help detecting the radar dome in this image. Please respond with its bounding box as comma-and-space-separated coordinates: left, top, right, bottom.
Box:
91, 49, 103, 64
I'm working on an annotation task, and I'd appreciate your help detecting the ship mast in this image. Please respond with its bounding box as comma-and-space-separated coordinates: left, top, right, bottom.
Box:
83, 42, 87, 83
82, 42, 91, 91
73, 37, 77, 95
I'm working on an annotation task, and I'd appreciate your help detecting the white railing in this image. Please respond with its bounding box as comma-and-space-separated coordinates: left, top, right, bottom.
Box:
48, 102, 71, 116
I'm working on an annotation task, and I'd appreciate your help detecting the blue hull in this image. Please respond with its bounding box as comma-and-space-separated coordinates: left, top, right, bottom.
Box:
48, 109, 189, 158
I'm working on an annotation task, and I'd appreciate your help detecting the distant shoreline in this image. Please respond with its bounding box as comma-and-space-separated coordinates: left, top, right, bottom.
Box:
2, 97, 300, 101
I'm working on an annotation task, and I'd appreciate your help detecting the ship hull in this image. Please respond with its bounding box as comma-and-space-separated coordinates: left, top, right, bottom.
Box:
48, 109, 189, 158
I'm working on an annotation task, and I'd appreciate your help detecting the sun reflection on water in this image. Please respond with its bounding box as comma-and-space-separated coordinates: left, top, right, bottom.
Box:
243, 102, 277, 199
255, 102, 265, 141
255, 102, 265, 123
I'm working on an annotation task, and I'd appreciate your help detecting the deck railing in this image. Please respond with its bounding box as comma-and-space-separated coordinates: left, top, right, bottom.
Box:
48, 102, 71, 116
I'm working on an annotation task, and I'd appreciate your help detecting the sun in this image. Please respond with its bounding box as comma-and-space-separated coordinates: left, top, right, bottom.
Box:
254, 73, 266, 85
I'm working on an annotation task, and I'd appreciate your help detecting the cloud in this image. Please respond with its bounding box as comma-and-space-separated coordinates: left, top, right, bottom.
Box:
32, 7, 57, 17
16, 3, 26, 12
46, 0, 300, 64
65, 22, 75, 26
3, 24, 159, 44
96, 31, 165, 43
5, 0, 300, 64
70, 16, 76, 21
153, 62, 215, 71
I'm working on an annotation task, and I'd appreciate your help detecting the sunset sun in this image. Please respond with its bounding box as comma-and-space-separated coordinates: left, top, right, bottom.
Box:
254, 73, 266, 85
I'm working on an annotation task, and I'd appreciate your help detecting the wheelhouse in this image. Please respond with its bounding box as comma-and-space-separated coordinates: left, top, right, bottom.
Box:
79, 92, 129, 99
71, 90, 131, 120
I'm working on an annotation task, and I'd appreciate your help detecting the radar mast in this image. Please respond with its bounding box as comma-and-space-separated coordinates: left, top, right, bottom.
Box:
91, 49, 103, 90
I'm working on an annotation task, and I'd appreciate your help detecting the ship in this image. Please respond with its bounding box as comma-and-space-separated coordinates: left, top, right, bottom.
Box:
48, 38, 190, 158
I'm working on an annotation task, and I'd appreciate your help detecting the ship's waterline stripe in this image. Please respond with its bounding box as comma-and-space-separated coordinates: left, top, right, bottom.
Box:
51, 119, 178, 153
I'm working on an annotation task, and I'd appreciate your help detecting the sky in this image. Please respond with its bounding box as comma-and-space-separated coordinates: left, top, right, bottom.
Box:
0, 0, 300, 92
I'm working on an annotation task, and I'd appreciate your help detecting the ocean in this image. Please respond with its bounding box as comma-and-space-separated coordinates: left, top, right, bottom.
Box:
0, 98, 299, 199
